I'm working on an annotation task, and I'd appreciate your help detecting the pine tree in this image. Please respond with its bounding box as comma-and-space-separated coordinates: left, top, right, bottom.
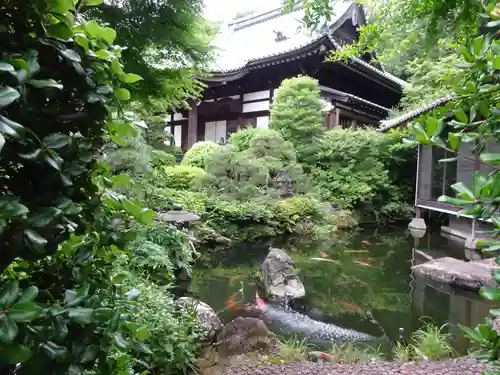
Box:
270, 76, 325, 159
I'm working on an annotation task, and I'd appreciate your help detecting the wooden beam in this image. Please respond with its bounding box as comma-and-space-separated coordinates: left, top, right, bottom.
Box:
187, 101, 198, 148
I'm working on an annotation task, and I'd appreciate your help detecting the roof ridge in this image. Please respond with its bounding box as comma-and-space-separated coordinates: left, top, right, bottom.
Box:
229, 5, 305, 31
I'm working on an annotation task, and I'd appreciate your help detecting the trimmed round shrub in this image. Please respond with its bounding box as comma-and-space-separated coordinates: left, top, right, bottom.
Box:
181, 141, 220, 168
272, 196, 321, 233
162, 166, 206, 190
151, 150, 176, 168
228, 127, 260, 151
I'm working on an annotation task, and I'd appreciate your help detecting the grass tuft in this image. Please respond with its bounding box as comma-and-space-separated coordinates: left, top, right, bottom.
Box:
329, 343, 383, 363
277, 335, 313, 362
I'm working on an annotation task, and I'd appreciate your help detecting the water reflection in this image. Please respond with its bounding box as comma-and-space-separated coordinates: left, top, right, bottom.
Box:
192, 227, 498, 354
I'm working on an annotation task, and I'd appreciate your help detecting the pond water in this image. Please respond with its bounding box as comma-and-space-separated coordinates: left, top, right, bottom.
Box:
191, 226, 497, 355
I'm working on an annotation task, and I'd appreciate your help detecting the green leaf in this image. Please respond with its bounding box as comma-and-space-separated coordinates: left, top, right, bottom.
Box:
48, 0, 73, 13
0, 87, 20, 108
111, 174, 131, 187
53, 316, 68, 341
64, 284, 90, 307
0, 315, 18, 343
135, 325, 149, 340
24, 229, 48, 251
0, 133, 5, 152
493, 55, 500, 70
0, 115, 25, 139
480, 153, 500, 164
0, 344, 31, 364
68, 308, 94, 324
48, 23, 73, 40
29, 79, 63, 90
0, 281, 19, 308
426, 117, 444, 137
28, 207, 62, 227
94, 49, 112, 60
17, 286, 39, 304
115, 88, 131, 101
43, 133, 70, 149
8, 302, 42, 322
0, 63, 14, 73
480, 287, 500, 300
453, 109, 469, 123
60, 49, 81, 63
93, 307, 113, 322
111, 60, 123, 75
123, 73, 143, 83
100, 28, 117, 45
451, 181, 475, 200
113, 333, 131, 351
124, 289, 140, 301
437, 195, 472, 206
448, 133, 462, 150
473, 35, 484, 56
78, 344, 100, 363
2, 201, 29, 219
74, 33, 89, 52
41, 341, 68, 360
84, 20, 101, 38
45, 154, 63, 171
459, 324, 485, 342
110, 135, 127, 146
84, 0, 104, 5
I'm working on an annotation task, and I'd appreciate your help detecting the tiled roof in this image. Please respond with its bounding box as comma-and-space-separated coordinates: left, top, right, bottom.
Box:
319, 85, 389, 113
378, 95, 455, 132
207, 2, 407, 89
327, 37, 408, 88
209, 2, 355, 73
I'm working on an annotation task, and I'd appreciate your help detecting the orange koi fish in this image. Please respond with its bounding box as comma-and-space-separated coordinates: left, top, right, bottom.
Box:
353, 260, 372, 267
352, 279, 369, 287
336, 299, 363, 312
334, 281, 347, 286
343, 250, 369, 254
224, 291, 239, 307
230, 274, 244, 282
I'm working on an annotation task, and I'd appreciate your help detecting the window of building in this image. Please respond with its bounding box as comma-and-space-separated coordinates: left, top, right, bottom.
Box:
205, 120, 227, 143
256, 116, 269, 129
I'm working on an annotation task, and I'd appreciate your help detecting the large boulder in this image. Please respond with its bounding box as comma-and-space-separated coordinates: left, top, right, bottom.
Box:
175, 297, 222, 341
260, 248, 306, 301
216, 317, 277, 356
412, 257, 500, 290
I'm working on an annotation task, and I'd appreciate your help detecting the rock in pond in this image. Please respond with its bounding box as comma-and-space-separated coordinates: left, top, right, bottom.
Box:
176, 297, 223, 341
412, 257, 500, 290
216, 317, 277, 356
260, 248, 306, 301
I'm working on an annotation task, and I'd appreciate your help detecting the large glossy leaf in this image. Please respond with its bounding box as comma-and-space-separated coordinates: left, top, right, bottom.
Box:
74, 33, 89, 52
2, 201, 29, 218
24, 229, 48, 251
78, 344, 100, 363
0, 133, 4, 152
8, 302, 42, 322
16, 286, 39, 304
123, 73, 143, 83
41, 341, 68, 360
0, 315, 18, 343
29, 79, 63, 90
0, 344, 32, 364
84, 0, 104, 5
0, 63, 14, 73
480, 153, 500, 164
451, 181, 475, 200
60, 49, 81, 63
100, 28, 117, 45
113, 333, 131, 351
43, 133, 70, 149
0, 281, 19, 308
115, 88, 131, 101
0, 87, 20, 108
28, 207, 62, 227
480, 287, 500, 300
0, 115, 25, 139
437, 195, 472, 206
68, 308, 93, 324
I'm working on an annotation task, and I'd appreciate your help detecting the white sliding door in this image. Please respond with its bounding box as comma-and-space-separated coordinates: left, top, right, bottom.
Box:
204, 120, 227, 143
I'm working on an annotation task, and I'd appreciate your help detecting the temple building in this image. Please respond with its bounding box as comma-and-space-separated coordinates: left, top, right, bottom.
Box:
167, 1, 406, 151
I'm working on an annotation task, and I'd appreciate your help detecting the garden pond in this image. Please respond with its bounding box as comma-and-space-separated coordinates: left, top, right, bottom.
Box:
191, 226, 498, 356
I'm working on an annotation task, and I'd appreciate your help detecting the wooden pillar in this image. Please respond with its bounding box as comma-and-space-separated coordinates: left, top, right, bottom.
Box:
187, 101, 198, 148
333, 107, 340, 128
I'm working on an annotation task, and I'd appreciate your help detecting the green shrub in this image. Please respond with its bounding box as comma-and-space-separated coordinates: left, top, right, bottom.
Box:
181, 141, 220, 168
151, 187, 208, 215
151, 149, 176, 168
270, 75, 325, 158
132, 281, 201, 373
273, 196, 321, 233
228, 126, 261, 150
156, 165, 206, 190
330, 209, 359, 229
311, 128, 415, 220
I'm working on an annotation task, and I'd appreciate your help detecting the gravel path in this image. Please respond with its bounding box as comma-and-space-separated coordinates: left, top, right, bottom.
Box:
220, 357, 487, 375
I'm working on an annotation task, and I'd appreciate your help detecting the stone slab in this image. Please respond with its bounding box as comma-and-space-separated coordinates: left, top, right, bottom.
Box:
412, 257, 499, 291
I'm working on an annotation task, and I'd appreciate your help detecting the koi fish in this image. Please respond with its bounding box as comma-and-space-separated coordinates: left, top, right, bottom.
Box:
343, 250, 369, 254
352, 279, 369, 287
362, 240, 371, 245
224, 291, 240, 307
321, 252, 327, 257
310, 257, 341, 264
334, 281, 347, 286
359, 258, 377, 263
230, 274, 244, 282
353, 260, 372, 267
336, 299, 363, 312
